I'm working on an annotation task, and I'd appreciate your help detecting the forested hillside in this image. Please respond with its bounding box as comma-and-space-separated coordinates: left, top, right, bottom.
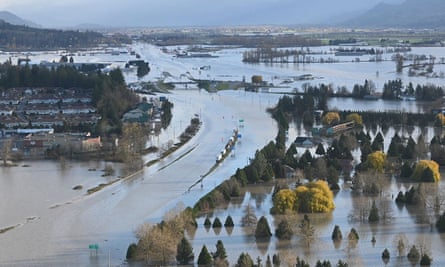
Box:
0, 20, 130, 51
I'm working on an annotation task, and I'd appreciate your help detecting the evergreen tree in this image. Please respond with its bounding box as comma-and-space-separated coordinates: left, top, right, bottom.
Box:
213, 240, 227, 260
387, 134, 402, 157
204, 217, 212, 227
331, 225, 343, 241
315, 143, 326, 155
275, 218, 293, 240
266, 255, 272, 267
295, 256, 310, 267
371, 132, 384, 151
421, 167, 435, 183
402, 136, 416, 159
255, 216, 272, 239
197, 245, 213, 266
436, 210, 445, 232
272, 253, 281, 267
400, 162, 413, 178
176, 237, 194, 265
315, 260, 332, 267
235, 253, 254, 267
360, 141, 373, 163
336, 260, 348, 267
395, 191, 406, 204
224, 215, 234, 227
212, 217, 222, 228
368, 200, 380, 222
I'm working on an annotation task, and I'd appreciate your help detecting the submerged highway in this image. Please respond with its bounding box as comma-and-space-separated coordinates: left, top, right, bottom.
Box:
0, 89, 279, 266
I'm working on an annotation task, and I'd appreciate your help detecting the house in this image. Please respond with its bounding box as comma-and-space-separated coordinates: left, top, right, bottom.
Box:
25, 104, 60, 115
122, 109, 149, 124
282, 164, 296, 178
0, 115, 28, 128
61, 103, 96, 114
82, 136, 101, 152
0, 104, 13, 116
294, 136, 315, 148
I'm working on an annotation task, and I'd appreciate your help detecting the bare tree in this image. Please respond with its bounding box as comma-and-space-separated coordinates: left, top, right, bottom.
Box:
135, 223, 178, 265
298, 215, 315, 248
1, 138, 12, 166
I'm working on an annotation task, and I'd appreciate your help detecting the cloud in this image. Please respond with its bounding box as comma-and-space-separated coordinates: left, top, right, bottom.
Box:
1, 0, 406, 27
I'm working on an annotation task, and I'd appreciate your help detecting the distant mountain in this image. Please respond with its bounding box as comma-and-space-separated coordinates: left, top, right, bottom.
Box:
343, 0, 445, 28
0, 10, 40, 28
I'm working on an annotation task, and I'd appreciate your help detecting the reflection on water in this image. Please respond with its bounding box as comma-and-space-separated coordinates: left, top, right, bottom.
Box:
328, 97, 431, 113
194, 178, 445, 266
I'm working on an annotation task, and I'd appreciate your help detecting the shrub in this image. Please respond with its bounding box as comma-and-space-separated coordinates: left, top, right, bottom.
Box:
407, 245, 420, 265
382, 248, 390, 259
382, 248, 390, 265
420, 253, 432, 266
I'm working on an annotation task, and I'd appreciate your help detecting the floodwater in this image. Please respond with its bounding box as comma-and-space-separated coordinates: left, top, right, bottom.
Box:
0, 90, 279, 266
1, 43, 445, 266
194, 178, 445, 267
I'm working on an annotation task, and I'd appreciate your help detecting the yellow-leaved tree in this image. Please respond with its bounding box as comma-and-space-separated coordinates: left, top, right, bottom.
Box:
305, 180, 335, 213
272, 189, 296, 214
366, 150, 386, 173
322, 112, 340, 125
435, 113, 445, 126
411, 160, 441, 182
294, 180, 335, 213
346, 113, 363, 126
272, 181, 335, 214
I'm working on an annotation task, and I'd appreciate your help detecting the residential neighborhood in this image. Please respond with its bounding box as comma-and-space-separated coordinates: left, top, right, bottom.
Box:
0, 86, 168, 159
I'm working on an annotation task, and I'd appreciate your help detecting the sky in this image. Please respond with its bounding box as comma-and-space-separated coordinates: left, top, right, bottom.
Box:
0, 0, 405, 28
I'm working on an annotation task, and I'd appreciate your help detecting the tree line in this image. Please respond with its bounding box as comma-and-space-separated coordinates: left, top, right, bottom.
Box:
0, 20, 130, 51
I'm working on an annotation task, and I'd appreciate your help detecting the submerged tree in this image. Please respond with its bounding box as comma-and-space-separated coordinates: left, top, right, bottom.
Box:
299, 215, 315, 248
368, 200, 380, 223
197, 245, 213, 266
235, 253, 254, 267
255, 216, 272, 239
176, 237, 194, 265
411, 160, 440, 182
213, 240, 229, 267
275, 218, 293, 240
381, 248, 390, 266
407, 245, 420, 265
224, 215, 234, 227
331, 225, 343, 242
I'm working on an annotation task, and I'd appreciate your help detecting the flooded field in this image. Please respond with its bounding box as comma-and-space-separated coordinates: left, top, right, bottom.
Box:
1, 42, 445, 266
192, 178, 445, 267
